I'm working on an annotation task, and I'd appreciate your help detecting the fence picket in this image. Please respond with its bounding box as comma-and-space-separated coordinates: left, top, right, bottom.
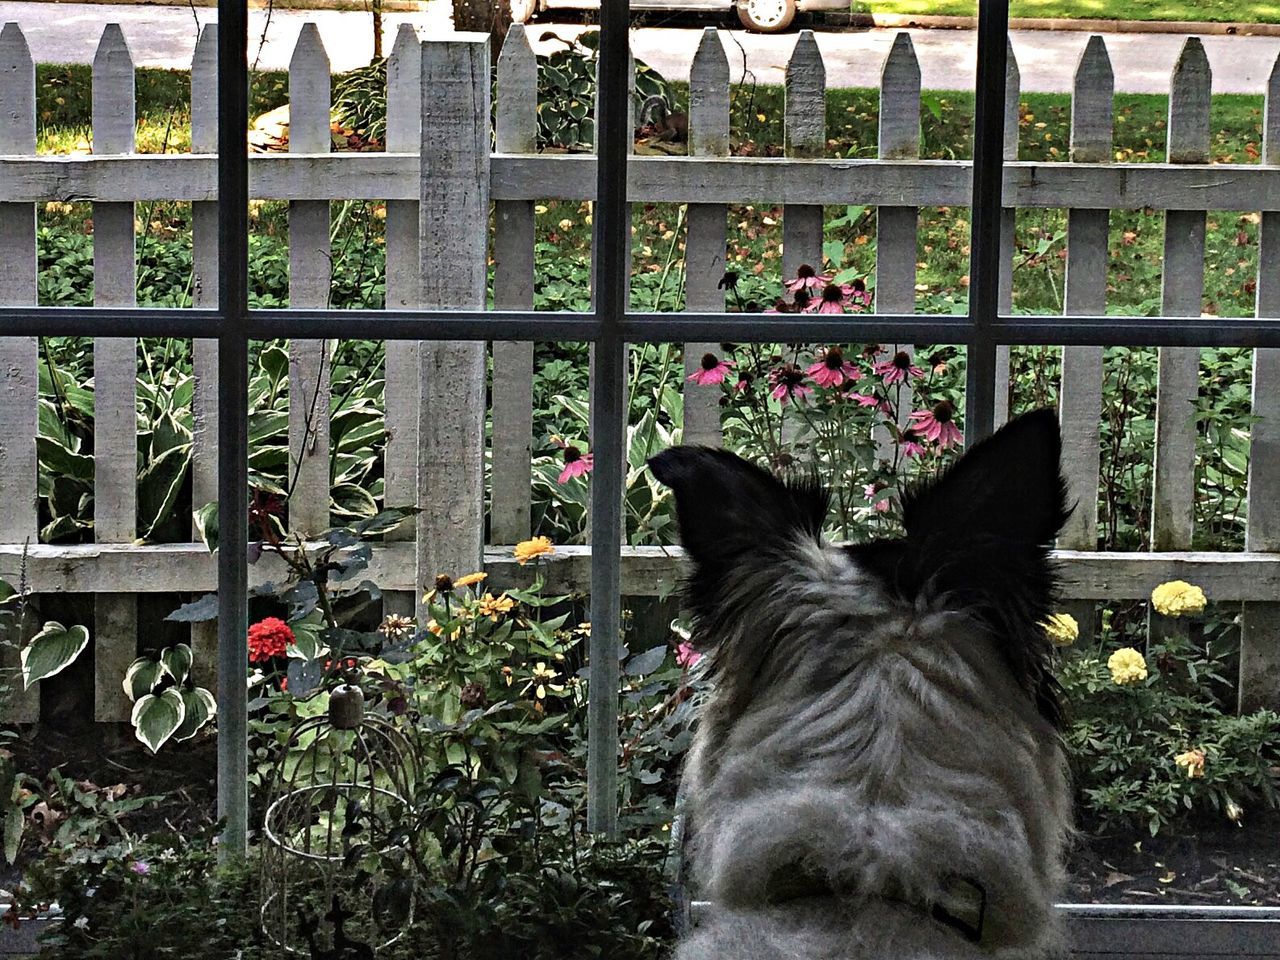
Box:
1059, 35, 1113, 646
682, 27, 730, 448
1152, 38, 1210, 554
993, 41, 1018, 427
1240, 53, 1280, 712
415, 36, 490, 617
287, 24, 332, 538
783, 31, 825, 283
189, 23, 218, 685
382, 23, 421, 617
0, 22, 39, 721
91, 23, 137, 721
876, 32, 921, 454
491, 25, 537, 542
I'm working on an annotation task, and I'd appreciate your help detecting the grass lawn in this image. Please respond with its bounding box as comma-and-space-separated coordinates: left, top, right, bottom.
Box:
855, 0, 1276, 23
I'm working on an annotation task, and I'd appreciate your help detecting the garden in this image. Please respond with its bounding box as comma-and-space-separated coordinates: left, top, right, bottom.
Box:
0, 26, 1278, 958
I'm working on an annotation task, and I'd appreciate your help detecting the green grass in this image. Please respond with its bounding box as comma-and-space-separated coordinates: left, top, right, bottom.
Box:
853, 0, 1273, 23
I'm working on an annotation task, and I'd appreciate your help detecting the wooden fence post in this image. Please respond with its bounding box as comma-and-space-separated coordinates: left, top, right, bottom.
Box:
491, 24, 537, 542
876, 32, 921, 454
682, 27, 730, 448
91, 23, 138, 722
189, 23, 219, 686
993, 40, 1019, 427
415, 34, 490, 618
0, 22, 39, 722
382, 23, 421, 618
1240, 52, 1280, 712
783, 31, 825, 283
287, 23, 333, 538
1058, 35, 1113, 646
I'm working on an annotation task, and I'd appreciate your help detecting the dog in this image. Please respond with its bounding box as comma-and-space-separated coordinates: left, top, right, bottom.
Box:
649, 409, 1073, 960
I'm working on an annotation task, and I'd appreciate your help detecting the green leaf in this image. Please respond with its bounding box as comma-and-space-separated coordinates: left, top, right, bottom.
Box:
166, 593, 219, 623
123, 657, 167, 702
172, 687, 216, 742
625, 645, 669, 677
4, 805, 22, 865
131, 688, 186, 753
160, 644, 193, 687
289, 610, 327, 661
138, 444, 192, 541
194, 502, 218, 553
20, 621, 90, 689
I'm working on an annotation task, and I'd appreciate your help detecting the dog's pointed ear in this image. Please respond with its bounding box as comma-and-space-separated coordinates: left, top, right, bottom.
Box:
902, 408, 1070, 551
648, 447, 828, 572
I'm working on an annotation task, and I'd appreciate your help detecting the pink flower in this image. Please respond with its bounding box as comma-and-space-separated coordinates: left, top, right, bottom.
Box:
763, 298, 793, 315
768, 364, 813, 404
130, 860, 150, 876
844, 391, 893, 414
864, 483, 892, 513
676, 642, 703, 668
900, 429, 927, 458
806, 283, 849, 315
846, 278, 872, 311
734, 371, 754, 393
873, 350, 925, 385
557, 445, 594, 484
784, 263, 832, 293
687, 352, 735, 386
806, 346, 861, 388
909, 400, 964, 449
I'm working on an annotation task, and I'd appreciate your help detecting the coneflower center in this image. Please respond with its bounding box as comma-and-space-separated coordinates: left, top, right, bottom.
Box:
700, 353, 721, 371
932, 400, 955, 423
564, 446, 583, 463
823, 347, 846, 369
821, 284, 843, 304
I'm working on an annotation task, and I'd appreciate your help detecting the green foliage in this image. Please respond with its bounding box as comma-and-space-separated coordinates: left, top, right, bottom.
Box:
122, 644, 216, 753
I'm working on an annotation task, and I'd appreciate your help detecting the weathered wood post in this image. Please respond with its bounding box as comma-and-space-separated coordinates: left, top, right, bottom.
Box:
383, 23, 421, 618
92, 24, 138, 722
415, 34, 490, 618
491, 24, 537, 543
190, 23, 219, 685
1241, 52, 1280, 712
1058, 35, 1113, 646
782, 31, 825, 283
682, 27, 730, 448
287, 23, 333, 538
0, 22, 39, 721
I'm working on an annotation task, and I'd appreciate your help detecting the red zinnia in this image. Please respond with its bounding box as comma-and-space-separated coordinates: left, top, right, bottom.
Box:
248, 617, 294, 664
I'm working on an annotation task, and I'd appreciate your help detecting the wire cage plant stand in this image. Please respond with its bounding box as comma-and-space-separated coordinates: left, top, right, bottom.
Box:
260, 683, 421, 956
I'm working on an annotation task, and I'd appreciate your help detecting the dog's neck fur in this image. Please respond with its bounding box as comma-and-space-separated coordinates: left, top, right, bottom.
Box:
683, 541, 1070, 955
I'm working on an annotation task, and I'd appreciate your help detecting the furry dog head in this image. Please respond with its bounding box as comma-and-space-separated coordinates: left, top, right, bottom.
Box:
650, 409, 1073, 960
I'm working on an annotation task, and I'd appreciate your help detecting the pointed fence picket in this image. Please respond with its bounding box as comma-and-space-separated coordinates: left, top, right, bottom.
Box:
0, 24, 1278, 726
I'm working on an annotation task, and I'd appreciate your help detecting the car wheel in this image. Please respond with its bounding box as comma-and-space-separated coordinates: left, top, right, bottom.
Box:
509, 0, 538, 24
736, 0, 797, 32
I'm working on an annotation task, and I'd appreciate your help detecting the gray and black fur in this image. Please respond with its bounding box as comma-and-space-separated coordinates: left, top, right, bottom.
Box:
649, 409, 1074, 960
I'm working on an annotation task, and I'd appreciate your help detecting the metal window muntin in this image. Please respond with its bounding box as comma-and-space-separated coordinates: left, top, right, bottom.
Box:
4, 0, 1276, 930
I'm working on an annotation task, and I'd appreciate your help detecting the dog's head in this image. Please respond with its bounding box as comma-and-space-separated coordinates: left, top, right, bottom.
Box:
649, 407, 1071, 727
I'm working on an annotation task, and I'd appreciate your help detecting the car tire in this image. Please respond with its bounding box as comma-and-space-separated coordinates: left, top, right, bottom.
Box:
736, 0, 797, 32
509, 0, 538, 24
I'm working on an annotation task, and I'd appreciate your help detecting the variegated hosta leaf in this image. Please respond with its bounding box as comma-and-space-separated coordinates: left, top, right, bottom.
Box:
173, 687, 217, 742
131, 689, 186, 754
20, 621, 90, 689
160, 644, 194, 687
123, 657, 168, 702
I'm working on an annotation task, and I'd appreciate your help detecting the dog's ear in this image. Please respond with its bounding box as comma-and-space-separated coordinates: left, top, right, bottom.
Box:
902, 407, 1070, 555
648, 446, 828, 580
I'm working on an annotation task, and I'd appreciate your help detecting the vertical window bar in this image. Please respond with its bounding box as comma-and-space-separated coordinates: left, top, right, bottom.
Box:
216, 0, 250, 859
965, 0, 1010, 443
586, 0, 630, 836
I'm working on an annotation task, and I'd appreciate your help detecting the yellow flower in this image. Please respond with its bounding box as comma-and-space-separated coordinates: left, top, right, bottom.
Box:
478, 592, 515, 620
1042, 613, 1079, 646
1150, 580, 1206, 618
513, 536, 555, 566
454, 572, 488, 589
1107, 647, 1148, 685
426, 619, 461, 641
524, 661, 564, 700
1174, 748, 1206, 779
378, 614, 415, 638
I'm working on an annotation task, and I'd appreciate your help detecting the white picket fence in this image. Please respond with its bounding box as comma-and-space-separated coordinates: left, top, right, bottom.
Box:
0, 21, 1278, 726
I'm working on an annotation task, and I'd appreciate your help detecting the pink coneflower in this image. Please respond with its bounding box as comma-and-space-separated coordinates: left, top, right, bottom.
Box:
557, 444, 594, 483
676, 641, 703, 668
847, 278, 872, 311
873, 350, 925, 385
784, 263, 832, 293
768, 364, 813, 404
734, 371, 754, 393
864, 483, 891, 513
763, 298, 794, 315
791, 289, 813, 313
909, 400, 964, 448
844, 390, 893, 414
687, 352, 735, 386
807, 283, 849, 314
806, 346, 862, 388
900, 429, 927, 458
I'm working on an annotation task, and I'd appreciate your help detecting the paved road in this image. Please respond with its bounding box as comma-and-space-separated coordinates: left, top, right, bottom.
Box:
1, 0, 1278, 93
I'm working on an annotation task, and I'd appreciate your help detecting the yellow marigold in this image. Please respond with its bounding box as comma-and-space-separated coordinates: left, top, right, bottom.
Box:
1107, 647, 1148, 685
514, 536, 555, 566
1150, 580, 1206, 618
1174, 748, 1206, 779
454, 572, 488, 589
1042, 613, 1079, 646
478, 592, 515, 620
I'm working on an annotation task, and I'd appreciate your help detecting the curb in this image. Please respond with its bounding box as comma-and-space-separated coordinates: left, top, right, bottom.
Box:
20, 0, 429, 11
824, 11, 1280, 37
